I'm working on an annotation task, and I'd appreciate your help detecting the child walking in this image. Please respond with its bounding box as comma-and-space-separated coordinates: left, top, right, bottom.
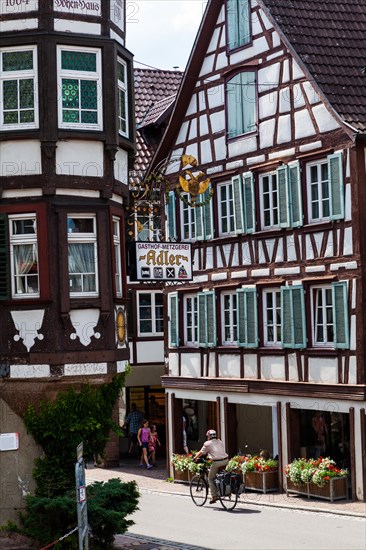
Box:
148, 424, 161, 466
138, 419, 153, 469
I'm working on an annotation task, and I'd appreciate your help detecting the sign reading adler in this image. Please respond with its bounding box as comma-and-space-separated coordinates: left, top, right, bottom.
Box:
136, 242, 192, 281
53, 0, 101, 16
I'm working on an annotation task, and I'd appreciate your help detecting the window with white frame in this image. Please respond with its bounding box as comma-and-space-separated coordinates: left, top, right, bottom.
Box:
226, 0, 251, 51
136, 201, 160, 241
218, 182, 235, 234
306, 153, 344, 223
310, 283, 349, 348
112, 217, 122, 297
179, 190, 213, 241
260, 172, 279, 229
67, 215, 98, 296
137, 292, 164, 335
0, 46, 38, 130
226, 71, 256, 139
263, 289, 281, 346
9, 214, 39, 298
184, 294, 198, 345
58, 46, 102, 129
221, 292, 237, 344
117, 58, 128, 137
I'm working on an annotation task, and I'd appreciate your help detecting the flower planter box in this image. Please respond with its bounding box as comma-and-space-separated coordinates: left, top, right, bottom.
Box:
173, 468, 190, 484
244, 470, 279, 493
286, 476, 348, 502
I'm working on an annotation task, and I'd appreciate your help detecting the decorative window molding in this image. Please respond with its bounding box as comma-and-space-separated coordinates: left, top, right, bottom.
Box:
0, 45, 38, 130
184, 294, 198, 345
67, 214, 98, 297
137, 291, 164, 336
226, 0, 251, 52
112, 216, 122, 297
57, 45, 102, 130
9, 214, 39, 299
117, 57, 128, 137
306, 153, 344, 223
226, 70, 256, 140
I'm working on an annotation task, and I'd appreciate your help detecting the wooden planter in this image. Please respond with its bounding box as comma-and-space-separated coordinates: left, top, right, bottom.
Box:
244, 470, 279, 493
286, 476, 348, 502
173, 468, 190, 484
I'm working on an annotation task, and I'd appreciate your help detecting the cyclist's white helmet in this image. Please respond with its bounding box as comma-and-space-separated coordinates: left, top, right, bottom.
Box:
206, 429, 216, 439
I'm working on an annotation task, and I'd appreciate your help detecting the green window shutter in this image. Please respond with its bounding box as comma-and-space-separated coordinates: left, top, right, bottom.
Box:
238, 0, 251, 46
166, 191, 177, 240
288, 161, 303, 227
243, 171, 255, 233
203, 187, 214, 240
277, 165, 290, 227
198, 292, 207, 346
168, 292, 179, 347
328, 153, 344, 220
227, 0, 251, 51
281, 286, 306, 348
237, 288, 258, 348
332, 282, 349, 349
232, 176, 244, 233
0, 214, 10, 301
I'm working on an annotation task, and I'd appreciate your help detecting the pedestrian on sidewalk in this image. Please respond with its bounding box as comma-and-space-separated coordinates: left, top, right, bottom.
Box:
148, 424, 161, 466
124, 403, 144, 456
138, 419, 153, 469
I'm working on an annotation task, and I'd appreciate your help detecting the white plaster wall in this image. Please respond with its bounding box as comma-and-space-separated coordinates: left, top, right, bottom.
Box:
186, 95, 197, 116
243, 354, 257, 378
200, 140, 212, 164
260, 91, 278, 118
54, 20, 101, 34
258, 63, 281, 93
219, 354, 241, 377
168, 353, 179, 376
295, 109, 316, 139
0, 140, 41, 176
199, 54, 215, 77
312, 104, 341, 132
228, 136, 257, 157
210, 111, 225, 134
308, 357, 338, 384
0, 18, 38, 31
10, 365, 50, 378
181, 354, 201, 377
110, 29, 124, 47
230, 36, 269, 65
277, 114, 292, 144
214, 136, 226, 161
288, 353, 301, 382
137, 341, 164, 363
259, 119, 275, 149
207, 85, 224, 109
207, 27, 221, 53
114, 148, 129, 183
199, 115, 208, 136
343, 227, 353, 255
261, 356, 285, 380
348, 356, 357, 384
176, 121, 189, 144
56, 141, 104, 177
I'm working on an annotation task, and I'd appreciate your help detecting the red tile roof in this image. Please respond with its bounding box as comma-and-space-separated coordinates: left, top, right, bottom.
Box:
261, 0, 366, 131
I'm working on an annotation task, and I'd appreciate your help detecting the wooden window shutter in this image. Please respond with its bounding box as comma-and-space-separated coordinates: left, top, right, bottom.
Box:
166, 191, 177, 240
288, 161, 303, 227
203, 187, 214, 240
198, 292, 207, 346
328, 153, 344, 220
277, 165, 290, 227
227, 0, 239, 50
332, 282, 349, 349
281, 285, 306, 348
168, 292, 179, 347
243, 171, 255, 233
237, 288, 258, 348
239, 0, 251, 46
232, 175, 244, 234
0, 214, 10, 301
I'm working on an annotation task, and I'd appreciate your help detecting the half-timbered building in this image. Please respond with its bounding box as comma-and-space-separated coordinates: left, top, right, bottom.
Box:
0, 0, 133, 522
150, 0, 366, 500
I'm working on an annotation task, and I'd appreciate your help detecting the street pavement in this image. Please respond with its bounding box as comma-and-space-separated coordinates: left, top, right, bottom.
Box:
86, 456, 365, 549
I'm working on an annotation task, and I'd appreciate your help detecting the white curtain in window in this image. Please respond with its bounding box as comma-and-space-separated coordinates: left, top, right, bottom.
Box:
14, 243, 37, 293
68, 243, 95, 292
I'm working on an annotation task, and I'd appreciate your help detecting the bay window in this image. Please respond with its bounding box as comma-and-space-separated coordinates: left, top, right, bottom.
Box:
117, 57, 128, 137
112, 217, 122, 297
67, 215, 98, 296
9, 214, 39, 298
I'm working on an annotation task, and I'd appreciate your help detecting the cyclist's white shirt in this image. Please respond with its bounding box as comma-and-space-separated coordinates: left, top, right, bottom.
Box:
200, 439, 228, 460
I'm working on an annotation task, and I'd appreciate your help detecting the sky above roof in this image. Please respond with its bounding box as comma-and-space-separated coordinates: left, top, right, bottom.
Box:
126, 0, 205, 71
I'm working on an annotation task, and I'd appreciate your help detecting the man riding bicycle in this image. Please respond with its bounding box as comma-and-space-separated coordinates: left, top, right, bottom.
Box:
194, 429, 229, 504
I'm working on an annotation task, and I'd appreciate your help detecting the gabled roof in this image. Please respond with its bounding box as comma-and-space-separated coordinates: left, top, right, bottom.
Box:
132, 68, 183, 181
261, 0, 366, 131
151, 0, 366, 170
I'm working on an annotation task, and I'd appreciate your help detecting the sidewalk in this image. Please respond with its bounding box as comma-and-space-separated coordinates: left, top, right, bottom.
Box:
86, 456, 365, 549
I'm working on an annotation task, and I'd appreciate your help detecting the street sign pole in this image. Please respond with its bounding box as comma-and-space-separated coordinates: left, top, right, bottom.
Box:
75, 442, 89, 549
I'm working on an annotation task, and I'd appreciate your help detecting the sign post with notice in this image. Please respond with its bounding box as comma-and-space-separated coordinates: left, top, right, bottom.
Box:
75, 442, 88, 549
135, 242, 192, 281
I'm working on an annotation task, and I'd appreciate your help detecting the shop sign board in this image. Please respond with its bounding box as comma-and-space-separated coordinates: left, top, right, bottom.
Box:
0, 432, 19, 451
136, 242, 192, 281
1, 0, 38, 15
53, 0, 101, 16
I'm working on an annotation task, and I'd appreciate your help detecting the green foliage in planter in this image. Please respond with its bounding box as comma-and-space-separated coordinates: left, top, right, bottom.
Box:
285, 457, 348, 487
24, 372, 129, 497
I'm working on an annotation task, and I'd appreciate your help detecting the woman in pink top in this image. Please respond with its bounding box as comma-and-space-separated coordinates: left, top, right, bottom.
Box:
138, 419, 153, 469
148, 424, 161, 466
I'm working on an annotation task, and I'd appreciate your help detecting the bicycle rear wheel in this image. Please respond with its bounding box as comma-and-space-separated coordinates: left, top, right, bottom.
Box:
190, 474, 208, 506
218, 490, 238, 511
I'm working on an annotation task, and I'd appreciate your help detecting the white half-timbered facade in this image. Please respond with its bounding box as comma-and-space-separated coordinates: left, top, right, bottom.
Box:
151, 0, 366, 500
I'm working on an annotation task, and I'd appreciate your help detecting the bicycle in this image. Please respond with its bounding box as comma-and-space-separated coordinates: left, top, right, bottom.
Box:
189, 460, 242, 511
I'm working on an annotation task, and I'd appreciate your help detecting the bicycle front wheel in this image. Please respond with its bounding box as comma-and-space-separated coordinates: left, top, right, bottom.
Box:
218, 490, 238, 511
190, 474, 208, 506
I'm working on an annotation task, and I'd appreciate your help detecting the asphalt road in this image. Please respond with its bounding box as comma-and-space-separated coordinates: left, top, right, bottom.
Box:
126, 492, 366, 550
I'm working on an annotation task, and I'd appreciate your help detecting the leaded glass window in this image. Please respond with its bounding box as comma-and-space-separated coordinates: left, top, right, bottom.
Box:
1, 47, 37, 129
58, 47, 102, 129
117, 58, 128, 136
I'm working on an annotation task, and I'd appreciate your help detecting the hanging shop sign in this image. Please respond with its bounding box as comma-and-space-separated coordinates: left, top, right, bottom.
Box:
1, 0, 38, 14
136, 242, 192, 281
53, 0, 101, 16
110, 0, 124, 30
